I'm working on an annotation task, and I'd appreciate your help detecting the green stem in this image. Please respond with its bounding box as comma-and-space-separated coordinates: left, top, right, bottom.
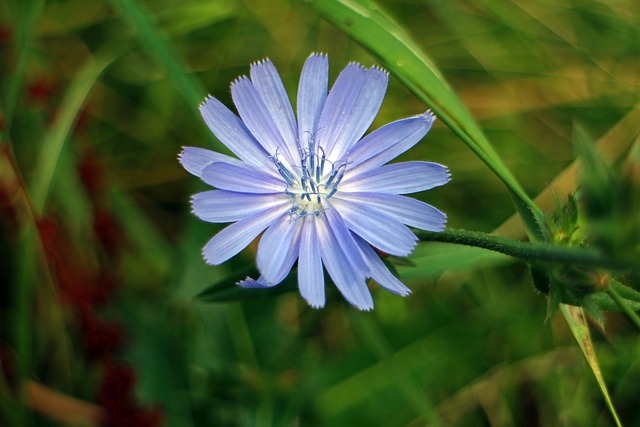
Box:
607, 286, 640, 331
416, 229, 637, 273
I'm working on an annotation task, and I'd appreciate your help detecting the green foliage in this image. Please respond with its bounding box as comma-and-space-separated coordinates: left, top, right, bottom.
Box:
1, 0, 639, 426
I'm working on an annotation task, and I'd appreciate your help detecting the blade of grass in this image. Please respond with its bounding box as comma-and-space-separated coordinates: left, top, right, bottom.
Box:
30, 52, 118, 215
14, 50, 116, 426
312, 0, 544, 237
560, 305, 622, 427
0, 0, 45, 145
107, 0, 216, 141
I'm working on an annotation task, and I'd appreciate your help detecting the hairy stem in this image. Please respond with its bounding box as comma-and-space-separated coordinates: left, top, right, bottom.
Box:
416, 229, 637, 273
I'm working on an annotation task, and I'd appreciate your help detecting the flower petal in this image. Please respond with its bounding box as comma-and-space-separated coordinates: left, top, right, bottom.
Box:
324, 66, 388, 162
330, 196, 417, 257
297, 53, 328, 147
199, 97, 273, 170
316, 64, 365, 148
231, 77, 297, 167
192, 190, 289, 223
346, 111, 435, 172
269, 225, 303, 284
354, 235, 411, 296
201, 162, 285, 194
298, 216, 325, 308
340, 161, 450, 194
257, 214, 300, 283
202, 205, 286, 265
250, 59, 300, 163
178, 146, 242, 177
323, 202, 368, 276
316, 213, 374, 311
335, 192, 447, 231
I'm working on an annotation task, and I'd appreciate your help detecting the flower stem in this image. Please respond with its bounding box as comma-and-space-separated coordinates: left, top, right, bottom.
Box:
416, 229, 638, 273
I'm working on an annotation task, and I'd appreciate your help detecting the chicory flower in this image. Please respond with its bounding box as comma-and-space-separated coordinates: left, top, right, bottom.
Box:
180, 53, 450, 310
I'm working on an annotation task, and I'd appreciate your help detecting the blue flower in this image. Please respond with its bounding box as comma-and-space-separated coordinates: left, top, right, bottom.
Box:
180, 53, 450, 310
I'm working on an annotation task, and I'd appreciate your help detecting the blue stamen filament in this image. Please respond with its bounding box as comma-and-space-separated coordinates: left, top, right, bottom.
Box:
272, 144, 347, 218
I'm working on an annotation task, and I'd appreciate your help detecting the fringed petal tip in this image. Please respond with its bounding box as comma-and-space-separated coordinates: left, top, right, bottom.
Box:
305, 300, 325, 309
230, 75, 250, 90
179, 146, 227, 177
354, 301, 374, 311
441, 165, 452, 185
202, 248, 218, 266
236, 277, 262, 288
250, 57, 274, 68
380, 283, 411, 297
236, 277, 276, 289
423, 109, 436, 121
440, 211, 449, 229
407, 110, 436, 127
308, 52, 328, 60
398, 288, 412, 297
368, 64, 389, 77
198, 95, 215, 110
341, 61, 389, 76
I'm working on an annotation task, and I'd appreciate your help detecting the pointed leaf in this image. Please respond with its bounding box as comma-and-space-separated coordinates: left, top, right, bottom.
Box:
560, 305, 622, 427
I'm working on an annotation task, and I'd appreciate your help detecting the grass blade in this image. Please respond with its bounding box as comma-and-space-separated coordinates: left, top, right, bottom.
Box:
107, 0, 210, 124
30, 52, 117, 214
560, 305, 622, 427
312, 0, 543, 233
0, 0, 45, 144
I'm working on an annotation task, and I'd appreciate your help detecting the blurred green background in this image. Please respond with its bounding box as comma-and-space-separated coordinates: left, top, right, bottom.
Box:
1, 0, 639, 425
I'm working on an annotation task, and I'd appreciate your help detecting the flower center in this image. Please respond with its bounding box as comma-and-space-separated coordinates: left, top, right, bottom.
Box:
271, 142, 347, 217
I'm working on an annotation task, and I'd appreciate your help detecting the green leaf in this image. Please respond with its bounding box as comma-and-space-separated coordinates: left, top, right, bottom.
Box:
397, 242, 510, 280
560, 305, 622, 427
312, 0, 543, 236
